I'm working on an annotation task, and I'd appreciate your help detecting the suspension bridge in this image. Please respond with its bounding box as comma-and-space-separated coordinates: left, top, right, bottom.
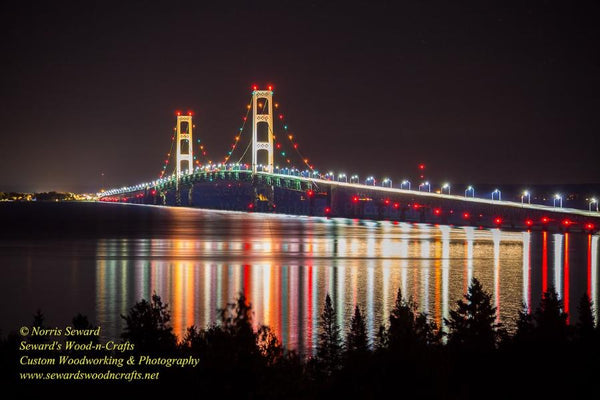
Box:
98, 86, 600, 233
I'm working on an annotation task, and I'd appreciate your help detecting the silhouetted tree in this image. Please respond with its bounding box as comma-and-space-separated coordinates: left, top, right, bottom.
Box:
386, 288, 440, 351
121, 293, 177, 352
346, 305, 368, 355
374, 324, 389, 351
30, 309, 48, 344
532, 288, 569, 344
576, 293, 595, 343
513, 305, 535, 344
446, 278, 499, 350
71, 313, 99, 344
257, 325, 283, 365
317, 294, 342, 375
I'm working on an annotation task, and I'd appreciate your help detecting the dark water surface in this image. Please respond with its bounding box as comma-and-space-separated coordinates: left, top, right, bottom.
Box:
1, 202, 598, 354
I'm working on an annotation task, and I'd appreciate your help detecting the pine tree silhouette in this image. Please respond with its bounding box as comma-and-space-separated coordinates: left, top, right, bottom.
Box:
576, 293, 595, 343
533, 288, 569, 344
121, 293, 177, 352
445, 278, 500, 350
346, 305, 368, 355
71, 313, 99, 344
317, 294, 343, 375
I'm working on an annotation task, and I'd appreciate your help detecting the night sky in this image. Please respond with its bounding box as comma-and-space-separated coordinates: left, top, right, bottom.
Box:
1, 0, 599, 193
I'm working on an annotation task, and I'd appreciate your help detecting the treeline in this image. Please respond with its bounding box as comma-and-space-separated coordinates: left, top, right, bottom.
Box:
2, 278, 599, 398
0, 191, 83, 201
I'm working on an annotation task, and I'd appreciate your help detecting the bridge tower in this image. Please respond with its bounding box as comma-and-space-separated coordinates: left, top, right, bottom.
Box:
251, 86, 274, 174
176, 112, 193, 176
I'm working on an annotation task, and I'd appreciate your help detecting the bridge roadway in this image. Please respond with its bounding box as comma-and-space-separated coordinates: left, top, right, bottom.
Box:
98, 169, 600, 233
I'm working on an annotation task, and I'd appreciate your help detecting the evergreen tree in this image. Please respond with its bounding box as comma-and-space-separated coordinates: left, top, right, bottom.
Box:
121, 293, 177, 352
71, 313, 99, 344
346, 305, 368, 355
533, 288, 569, 344
317, 294, 343, 374
387, 288, 439, 350
445, 278, 499, 350
375, 324, 389, 351
30, 309, 48, 344
513, 305, 535, 344
576, 293, 595, 343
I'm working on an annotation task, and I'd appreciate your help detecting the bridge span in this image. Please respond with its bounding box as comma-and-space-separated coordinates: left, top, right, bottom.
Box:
98, 168, 599, 234
97, 85, 599, 233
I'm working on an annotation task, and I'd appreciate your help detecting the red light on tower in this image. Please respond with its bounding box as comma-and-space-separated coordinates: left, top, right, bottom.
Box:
267, 84, 273, 91
248, 203, 254, 209
586, 223, 595, 230
434, 208, 441, 216
525, 219, 533, 227
352, 195, 359, 203
413, 204, 420, 210
562, 219, 572, 226
176, 111, 181, 116
325, 207, 331, 214
418, 163, 426, 180
187, 111, 193, 116
463, 212, 470, 219
384, 199, 390, 205
494, 217, 502, 225
307, 190, 314, 198
541, 216, 549, 224
252, 84, 258, 91
393, 202, 400, 209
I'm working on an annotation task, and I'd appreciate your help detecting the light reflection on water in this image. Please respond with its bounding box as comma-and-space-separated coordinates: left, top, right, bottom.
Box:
90, 209, 599, 355
1, 205, 598, 356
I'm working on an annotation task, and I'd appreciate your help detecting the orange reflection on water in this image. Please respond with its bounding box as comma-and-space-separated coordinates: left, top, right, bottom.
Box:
91, 214, 598, 353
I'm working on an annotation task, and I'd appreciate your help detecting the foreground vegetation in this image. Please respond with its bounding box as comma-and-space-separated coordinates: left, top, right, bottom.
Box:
2, 278, 598, 398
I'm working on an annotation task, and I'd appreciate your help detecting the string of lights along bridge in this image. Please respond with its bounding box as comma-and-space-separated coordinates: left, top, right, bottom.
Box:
98, 85, 599, 233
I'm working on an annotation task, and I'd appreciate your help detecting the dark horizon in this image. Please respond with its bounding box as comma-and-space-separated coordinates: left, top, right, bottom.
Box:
2, 1, 599, 193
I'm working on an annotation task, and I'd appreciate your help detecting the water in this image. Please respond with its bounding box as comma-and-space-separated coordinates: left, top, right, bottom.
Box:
1, 202, 598, 355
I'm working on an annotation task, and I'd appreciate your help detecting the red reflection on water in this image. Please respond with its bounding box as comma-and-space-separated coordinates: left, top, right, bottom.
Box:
564, 233, 570, 323
542, 231, 548, 293
306, 264, 313, 354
